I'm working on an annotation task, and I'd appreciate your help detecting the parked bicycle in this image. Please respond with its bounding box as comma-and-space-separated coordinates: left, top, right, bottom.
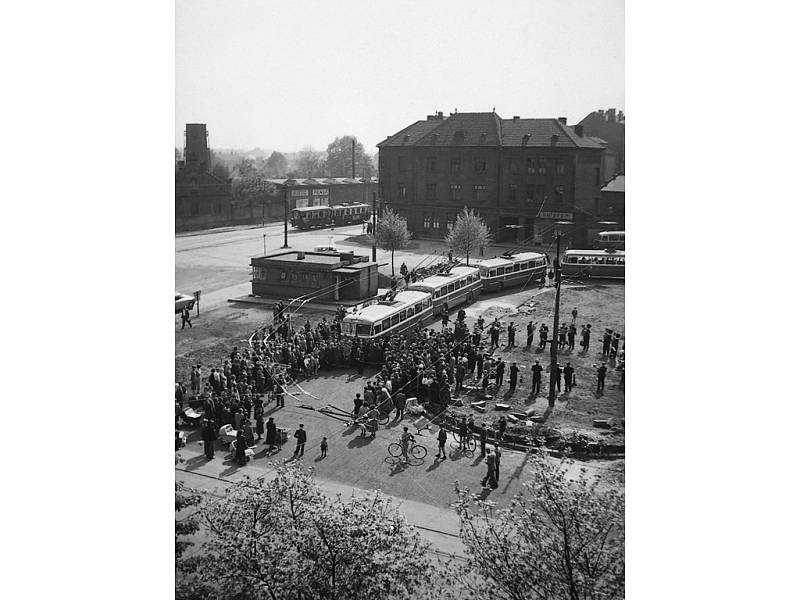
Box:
388, 435, 427, 461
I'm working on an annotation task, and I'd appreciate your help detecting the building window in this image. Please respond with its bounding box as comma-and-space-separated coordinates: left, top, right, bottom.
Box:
425, 183, 437, 200
475, 159, 487, 173
557, 162, 565, 175
449, 184, 462, 201
398, 183, 407, 199
450, 157, 462, 173
525, 184, 535, 203
423, 216, 432, 229
526, 159, 535, 174
508, 184, 518, 202
432, 216, 440, 229
538, 163, 547, 175
446, 214, 455, 229
426, 157, 437, 173
474, 184, 486, 201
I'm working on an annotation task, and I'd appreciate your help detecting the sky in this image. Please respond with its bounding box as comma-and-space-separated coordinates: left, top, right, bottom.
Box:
176, 0, 624, 153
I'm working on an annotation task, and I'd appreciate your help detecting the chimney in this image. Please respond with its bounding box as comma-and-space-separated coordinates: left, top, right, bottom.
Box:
575, 125, 584, 137
185, 123, 210, 170
558, 117, 567, 125
607, 108, 616, 122
512, 115, 520, 120
550, 134, 559, 146
437, 111, 444, 119
618, 110, 625, 123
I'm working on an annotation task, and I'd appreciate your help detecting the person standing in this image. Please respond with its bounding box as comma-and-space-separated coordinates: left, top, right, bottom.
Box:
293, 424, 307, 457
265, 417, 277, 451
394, 391, 406, 421
436, 426, 448, 459
558, 324, 567, 350
352, 393, 362, 417
552, 363, 562, 392
497, 416, 507, 442
509, 362, 519, 391
526, 321, 534, 349
400, 427, 414, 464
201, 420, 217, 460
571, 307, 578, 324
476, 352, 485, 380
254, 402, 264, 441
190, 366, 200, 396
490, 324, 500, 350
495, 359, 505, 390
563, 362, 575, 392
610, 333, 621, 359
531, 360, 543, 395
581, 325, 591, 353
481, 450, 497, 489
320, 437, 328, 458
493, 444, 502, 484
567, 324, 577, 351
507, 322, 516, 347
602, 330, 613, 357
234, 430, 249, 465
181, 306, 192, 329
596, 363, 607, 393
539, 325, 549, 350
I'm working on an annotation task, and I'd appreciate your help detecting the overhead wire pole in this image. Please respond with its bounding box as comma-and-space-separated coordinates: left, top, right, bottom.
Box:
282, 182, 290, 248
371, 191, 377, 262
548, 223, 571, 407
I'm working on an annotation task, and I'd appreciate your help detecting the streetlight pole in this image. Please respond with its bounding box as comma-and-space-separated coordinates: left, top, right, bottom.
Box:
371, 191, 377, 262
282, 183, 290, 248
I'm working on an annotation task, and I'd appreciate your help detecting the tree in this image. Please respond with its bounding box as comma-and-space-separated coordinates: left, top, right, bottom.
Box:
445, 208, 492, 265
295, 147, 326, 178
180, 464, 436, 600
371, 208, 411, 276
264, 151, 288, 178
325, 135, 373, 177
444, 450, 625, 600
234, 157, 258, 179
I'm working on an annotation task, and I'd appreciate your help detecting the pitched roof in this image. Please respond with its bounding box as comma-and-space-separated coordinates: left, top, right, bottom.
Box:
379, 113, 604, 149
601, 174, 625, 193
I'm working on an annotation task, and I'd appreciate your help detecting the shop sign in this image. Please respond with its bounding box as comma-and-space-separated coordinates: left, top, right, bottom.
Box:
291, 189, 309, 197
312, 188, 329, 196
537, 211, 573, 220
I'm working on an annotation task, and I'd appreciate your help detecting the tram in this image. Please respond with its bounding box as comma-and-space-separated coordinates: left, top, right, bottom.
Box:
331, 203, 370, 226
594, 231, 625, 251
341, 290, 433, 340
406, 265, 482, 314
473, 252, 548, 292
560, 249, 625, 279
290, 206, 332, 229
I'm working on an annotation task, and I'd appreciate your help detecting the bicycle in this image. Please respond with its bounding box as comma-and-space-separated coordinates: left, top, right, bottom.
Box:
388, 438, 428, 461
450, 432, 477, 455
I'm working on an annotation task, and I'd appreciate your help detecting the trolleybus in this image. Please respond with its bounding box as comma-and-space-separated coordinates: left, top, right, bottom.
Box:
290, 206, 332, 229
406, 265, 481, 314
561, 249, 625, 279
473, 252, 548, 292
330, 203, 370, 226
594, 231, 625, 251
341, 290, 433, 340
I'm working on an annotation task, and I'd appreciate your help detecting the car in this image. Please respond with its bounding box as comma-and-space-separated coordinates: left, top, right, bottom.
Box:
175, 293, 195, 313
313, 245, 339, 254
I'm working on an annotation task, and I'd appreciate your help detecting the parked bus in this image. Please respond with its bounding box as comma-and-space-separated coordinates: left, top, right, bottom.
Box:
290, 206, 332, 229
561, 249, 625, 279
473, 252, 548, 292
331, 203, 371, 226
406, 265, 482, 314
341, 290, 433, 340
594, 231, 625, 251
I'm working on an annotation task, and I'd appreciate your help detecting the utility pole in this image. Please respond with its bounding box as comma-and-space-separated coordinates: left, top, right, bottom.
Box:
263, 233, 266, 256
351, 139, 356, 179
548, 231, 562, 407
282, 183, 290, 248
371, 191, 377, 262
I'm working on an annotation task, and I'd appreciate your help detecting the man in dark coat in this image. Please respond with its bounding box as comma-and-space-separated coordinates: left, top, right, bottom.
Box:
507, 323, 516, 347
352, 393, 363, 417
531, 360, 543, 395
201, 420, 217, 460
526, 321, 534, 348
563, 362, 575, 392
495, 359, 505, 390
596, 363, 607, 393
568, 324, 577, 351
265, 417, 277, 450
394, 391, 406, 421
293, 424, 307, 457
509, 362, 519, 390
602, 330, 613, 357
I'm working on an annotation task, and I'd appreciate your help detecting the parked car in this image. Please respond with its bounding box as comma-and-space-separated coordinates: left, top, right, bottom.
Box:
175, 293, 195, 313
313, 245, 339, 254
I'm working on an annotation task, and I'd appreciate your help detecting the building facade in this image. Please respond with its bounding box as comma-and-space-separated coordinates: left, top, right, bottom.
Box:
576, 108, 625, 175
377, 112, 606, 247
175, 124, 233, 231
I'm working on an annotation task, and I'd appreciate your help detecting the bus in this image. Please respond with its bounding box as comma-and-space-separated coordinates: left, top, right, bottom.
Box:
561, 249, 625, 279
406, 265, 482, 314
473, 252, 548, 292
331, 203, 371, 226
595, 231, 625, 251
341, 290, 433, 340
290, 206, 332, 229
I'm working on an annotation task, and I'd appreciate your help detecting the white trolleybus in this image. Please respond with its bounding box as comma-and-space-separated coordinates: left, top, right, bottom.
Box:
561, 249, 625, 279
341, 290, 433, 340
594, 230, 625, 251
406, 265, 482, 314
473, 252, 548, 292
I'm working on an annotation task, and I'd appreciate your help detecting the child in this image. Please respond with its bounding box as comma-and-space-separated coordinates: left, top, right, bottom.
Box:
320, 437, 328, 458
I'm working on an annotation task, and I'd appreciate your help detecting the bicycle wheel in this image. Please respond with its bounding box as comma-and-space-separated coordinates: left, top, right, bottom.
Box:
466, 436, 477, 452
379, 413, 390, 426
388, 443, 403, 458
411, 444, 427, 460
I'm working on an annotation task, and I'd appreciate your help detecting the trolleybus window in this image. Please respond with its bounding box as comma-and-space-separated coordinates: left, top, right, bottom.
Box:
513, 263, 521, 272
356, 324, 372, 336
382, 318, 390, 330
391, 314, 400, 326
434, 290, 442, 298
415, 303, 423, 314
373, 324, 382, 334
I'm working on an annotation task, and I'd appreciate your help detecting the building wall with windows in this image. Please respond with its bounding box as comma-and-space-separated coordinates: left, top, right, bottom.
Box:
378, 112, 605, 247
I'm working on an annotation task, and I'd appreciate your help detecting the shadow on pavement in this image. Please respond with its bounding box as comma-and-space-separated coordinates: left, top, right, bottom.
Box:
347, 435, 374, 448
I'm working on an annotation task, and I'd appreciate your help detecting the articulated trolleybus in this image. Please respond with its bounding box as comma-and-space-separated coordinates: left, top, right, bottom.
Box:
561, 249, 625, 279
473, 252, 548, 292
406, 266, 482, 314
341, 290, 433, 340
